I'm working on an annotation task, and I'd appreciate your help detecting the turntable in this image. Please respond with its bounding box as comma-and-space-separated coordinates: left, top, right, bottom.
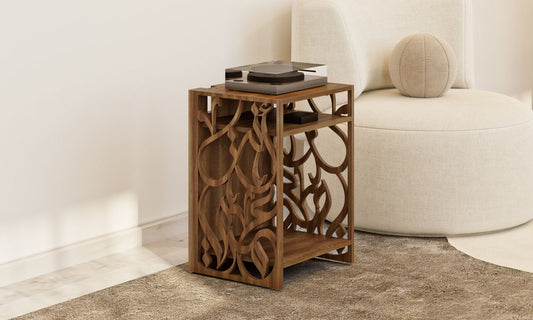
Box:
225, 61, 327, 95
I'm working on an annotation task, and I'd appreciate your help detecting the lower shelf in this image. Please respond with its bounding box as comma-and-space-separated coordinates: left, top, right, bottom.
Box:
201, 230, 351, 269
282, 231, 351, 268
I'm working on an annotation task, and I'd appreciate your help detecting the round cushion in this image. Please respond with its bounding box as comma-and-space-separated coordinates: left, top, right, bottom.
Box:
355, 89, 533, 131
389, 33, 457, 98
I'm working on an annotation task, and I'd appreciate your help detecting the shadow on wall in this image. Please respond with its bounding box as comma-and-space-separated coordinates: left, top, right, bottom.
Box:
0, 85, 138, 265
0, 190, 139, 265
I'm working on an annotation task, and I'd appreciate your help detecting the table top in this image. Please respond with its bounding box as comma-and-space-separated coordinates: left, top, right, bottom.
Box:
189, 82, 353, 104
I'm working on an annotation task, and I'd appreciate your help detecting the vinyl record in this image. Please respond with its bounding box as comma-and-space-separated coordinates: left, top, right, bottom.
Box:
247, 71, 304, 84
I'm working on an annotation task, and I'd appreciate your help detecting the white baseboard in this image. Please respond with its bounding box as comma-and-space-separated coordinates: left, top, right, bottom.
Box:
0, 211, 188, 287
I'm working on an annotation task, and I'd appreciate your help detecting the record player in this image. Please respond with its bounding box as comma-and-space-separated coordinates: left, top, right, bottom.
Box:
225, 61, 327, 95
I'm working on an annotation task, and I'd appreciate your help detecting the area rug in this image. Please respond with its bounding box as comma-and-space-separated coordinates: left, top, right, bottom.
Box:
15, 231, 533, 320
448, 220, 533, 273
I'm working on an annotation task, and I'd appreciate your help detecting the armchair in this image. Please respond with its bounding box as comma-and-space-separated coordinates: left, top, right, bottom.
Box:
292, 0, 533, 235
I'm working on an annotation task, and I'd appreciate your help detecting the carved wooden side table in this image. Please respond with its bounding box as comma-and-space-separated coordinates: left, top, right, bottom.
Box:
189, 83, 354, 289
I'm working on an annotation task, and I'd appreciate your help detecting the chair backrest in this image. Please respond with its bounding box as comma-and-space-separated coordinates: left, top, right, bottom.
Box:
292, 0, 475, 98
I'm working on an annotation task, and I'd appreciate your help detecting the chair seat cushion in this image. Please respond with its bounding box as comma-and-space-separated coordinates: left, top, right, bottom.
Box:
305, 88, 533, 235
355, 89, 533, 131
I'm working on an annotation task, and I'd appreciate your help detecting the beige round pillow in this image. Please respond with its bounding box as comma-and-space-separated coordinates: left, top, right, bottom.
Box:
389, 33, 457, 98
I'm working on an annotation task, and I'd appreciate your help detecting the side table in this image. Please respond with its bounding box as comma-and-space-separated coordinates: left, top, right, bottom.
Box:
189, 83, 354, 289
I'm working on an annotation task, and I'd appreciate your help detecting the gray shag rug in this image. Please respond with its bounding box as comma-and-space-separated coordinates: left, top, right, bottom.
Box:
15, 232, 533, 320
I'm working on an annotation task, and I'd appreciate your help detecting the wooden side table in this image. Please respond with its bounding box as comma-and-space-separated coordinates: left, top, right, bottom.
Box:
189, 83, 354, 289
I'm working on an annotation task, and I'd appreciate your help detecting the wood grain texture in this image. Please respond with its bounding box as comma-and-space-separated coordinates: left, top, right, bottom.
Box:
210, 112, 352, 137
282, 231, 352, 268
283, 91, 354, 264
191, 83, 352, 105
189, 84, 354, 289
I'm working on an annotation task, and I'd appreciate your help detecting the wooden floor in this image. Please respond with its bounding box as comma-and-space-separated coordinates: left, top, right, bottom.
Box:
0, 235, 188, 320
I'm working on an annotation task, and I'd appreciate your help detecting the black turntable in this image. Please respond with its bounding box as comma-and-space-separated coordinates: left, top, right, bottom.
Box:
225, 61, 327, 95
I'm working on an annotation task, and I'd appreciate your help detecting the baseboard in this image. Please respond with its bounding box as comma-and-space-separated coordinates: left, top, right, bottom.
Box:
141, 212, 188, 244
0, 211, 188, 287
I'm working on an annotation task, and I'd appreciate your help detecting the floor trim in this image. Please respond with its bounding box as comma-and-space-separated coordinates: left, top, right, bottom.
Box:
0, 212, 188, 287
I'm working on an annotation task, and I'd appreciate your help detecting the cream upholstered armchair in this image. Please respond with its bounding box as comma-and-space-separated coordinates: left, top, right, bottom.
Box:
292, 0, 533, 235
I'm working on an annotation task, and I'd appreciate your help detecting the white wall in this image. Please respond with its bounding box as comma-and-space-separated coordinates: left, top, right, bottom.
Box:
472, 0, 533, 106
0, 0, 291, 265
0, 0, 531, 267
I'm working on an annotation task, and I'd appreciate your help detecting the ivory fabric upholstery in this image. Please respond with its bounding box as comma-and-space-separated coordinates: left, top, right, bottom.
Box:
389, 33, 457, 98
292, 0, 533, 235
355, 89, 533, 131
303, 89, 533, 235
292, 0, 474, 98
